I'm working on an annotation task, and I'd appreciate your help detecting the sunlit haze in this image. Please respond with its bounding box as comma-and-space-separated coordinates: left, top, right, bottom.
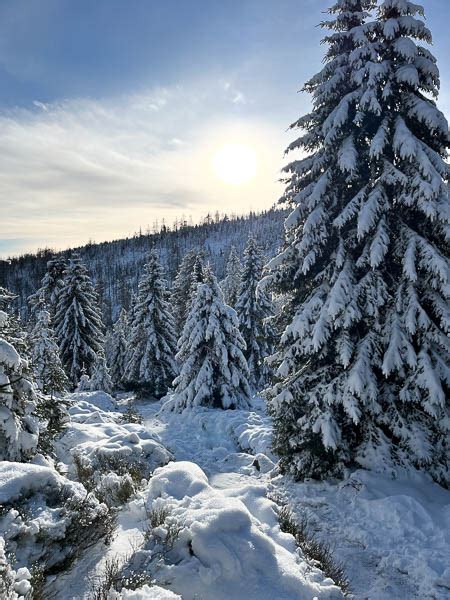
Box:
1, 0, 449, 256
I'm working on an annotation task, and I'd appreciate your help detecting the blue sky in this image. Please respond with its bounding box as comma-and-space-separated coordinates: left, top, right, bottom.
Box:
1, 0, 449, 256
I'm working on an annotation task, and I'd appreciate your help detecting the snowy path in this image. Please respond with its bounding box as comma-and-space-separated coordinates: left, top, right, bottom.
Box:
53, 397, 450, 600
53, 398, 342, 599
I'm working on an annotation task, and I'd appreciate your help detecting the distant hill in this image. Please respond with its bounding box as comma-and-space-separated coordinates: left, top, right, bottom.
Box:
0, 208, 287, 325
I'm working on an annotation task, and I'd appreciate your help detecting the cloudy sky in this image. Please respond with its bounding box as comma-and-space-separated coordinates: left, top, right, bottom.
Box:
1, 0, 449, 256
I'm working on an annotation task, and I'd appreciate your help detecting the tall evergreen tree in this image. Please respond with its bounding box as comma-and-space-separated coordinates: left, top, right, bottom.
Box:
124, 251, 178, 397
108, 308, 129, 388
171, 249, 198, 334
266, 0, 449, 482
220, 246, 243, 307
164, 270, 251, 411
28, 256, 67, 317
0, 299, 39, 461
54, 255, 104, 387
236, 237, 274, 390
30, 305, 68, 395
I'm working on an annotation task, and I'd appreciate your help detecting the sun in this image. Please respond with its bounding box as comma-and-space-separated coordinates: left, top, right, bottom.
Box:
212, 143, 257, 185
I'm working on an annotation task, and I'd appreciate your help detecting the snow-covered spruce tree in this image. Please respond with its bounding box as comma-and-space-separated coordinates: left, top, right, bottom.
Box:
30, 303, 69, 454
89, 352, 113, 393
266, 0, 449, 482
108, 308, 129, 389
124, 251, 178, 397
28, 256, 67, 317
236, 237, 275, 390
54, 255, 105, 388
220, 246, 243, 307
164, 269, 252, 411
30, 304, 68, 395
171, 249, 198, 334
0, 308, 39, 461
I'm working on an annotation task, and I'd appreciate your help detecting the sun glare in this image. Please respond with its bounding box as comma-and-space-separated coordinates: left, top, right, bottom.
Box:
212, 143, 257, 185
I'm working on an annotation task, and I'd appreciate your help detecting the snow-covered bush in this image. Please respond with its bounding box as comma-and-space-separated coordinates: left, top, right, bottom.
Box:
0, 309, 39, 462
76, 373, 91, 392
0, 536, 32, 600
0, 461, 112, 576
59, 393, 172, 503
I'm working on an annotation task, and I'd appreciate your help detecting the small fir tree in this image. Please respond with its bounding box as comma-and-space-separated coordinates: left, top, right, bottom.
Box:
30, 304, 69, 395
76, 372, 91, 392
54, 255, 104, 387
89, 353, 113, 394
164, 269, 252, 411
236, 237, 275, 390
124, 251, 178, 397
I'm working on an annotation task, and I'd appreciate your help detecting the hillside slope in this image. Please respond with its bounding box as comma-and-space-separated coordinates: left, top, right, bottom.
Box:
0, 208, 286, 324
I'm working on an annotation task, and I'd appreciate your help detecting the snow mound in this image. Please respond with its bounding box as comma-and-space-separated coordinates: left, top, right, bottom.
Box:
128, 461, 343, 600
68, 390, 117, 412
60, 394, 172, 479
148, 461, 209, 500
0, 461, 78, 503
118, 585, 181, 599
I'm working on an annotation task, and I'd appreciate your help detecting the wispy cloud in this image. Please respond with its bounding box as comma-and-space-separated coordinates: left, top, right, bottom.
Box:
0, 79, 286, 255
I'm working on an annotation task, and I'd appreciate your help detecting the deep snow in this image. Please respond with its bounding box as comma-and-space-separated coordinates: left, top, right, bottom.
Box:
35, 393, 450, 599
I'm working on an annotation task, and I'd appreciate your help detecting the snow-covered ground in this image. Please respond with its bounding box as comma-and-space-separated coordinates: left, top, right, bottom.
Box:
5, 392, 448, 599
277, 469, 450, 599
139, 400, 450, 600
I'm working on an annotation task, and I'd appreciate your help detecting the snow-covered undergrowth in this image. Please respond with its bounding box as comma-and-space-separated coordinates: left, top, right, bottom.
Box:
0, 536, 33, 599
0, 391, 173, 597
121, 460, 343, 600
276, 469, 450, 599
0, 457, 110, 576
58, 392, 172, 505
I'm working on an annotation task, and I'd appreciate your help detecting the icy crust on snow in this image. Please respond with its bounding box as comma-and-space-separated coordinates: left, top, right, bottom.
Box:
59, 392, 172, 478
279, 469, 450, 599
127, 461, 343, 600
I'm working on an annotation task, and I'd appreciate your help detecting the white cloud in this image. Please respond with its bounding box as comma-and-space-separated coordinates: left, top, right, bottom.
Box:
0, 80, 286, 255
